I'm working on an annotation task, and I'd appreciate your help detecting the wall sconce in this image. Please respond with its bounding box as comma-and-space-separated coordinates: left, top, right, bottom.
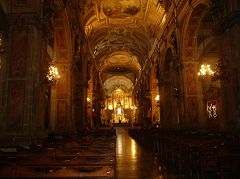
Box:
0, 36, 3, 47
131, 105, 137, 110
46, 65, 60, 85
0, 33, 4, 49
197, 63, 215, 79
198, 60, 225, 81
87, 97, 90, 102
197, 23, 216, 80
155, 95, 160, 107
87, 97, 91, 108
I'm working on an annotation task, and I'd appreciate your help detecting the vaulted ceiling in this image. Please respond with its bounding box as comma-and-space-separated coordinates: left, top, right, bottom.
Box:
82, 0, 166, 96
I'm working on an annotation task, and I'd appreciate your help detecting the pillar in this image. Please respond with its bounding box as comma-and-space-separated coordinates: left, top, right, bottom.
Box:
5, 1, 43, 142
216, 1, 240, 130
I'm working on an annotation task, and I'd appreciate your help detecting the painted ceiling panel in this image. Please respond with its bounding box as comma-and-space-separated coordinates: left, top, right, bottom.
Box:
104, 75, 134, 96
103, 0, 141, 18
82, 0, 166, 96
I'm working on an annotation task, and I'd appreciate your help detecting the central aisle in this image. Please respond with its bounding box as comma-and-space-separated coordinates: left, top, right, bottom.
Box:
116, 127, 162, 179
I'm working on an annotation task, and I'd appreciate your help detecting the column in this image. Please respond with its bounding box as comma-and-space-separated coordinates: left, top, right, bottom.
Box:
214, 1, 240, 130
6, 1, 43, 140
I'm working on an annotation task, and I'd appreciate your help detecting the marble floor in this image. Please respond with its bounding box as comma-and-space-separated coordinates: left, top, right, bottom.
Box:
116, 127, 167, 179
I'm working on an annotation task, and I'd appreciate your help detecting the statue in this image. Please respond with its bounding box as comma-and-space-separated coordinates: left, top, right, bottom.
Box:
114, 101, 125, 123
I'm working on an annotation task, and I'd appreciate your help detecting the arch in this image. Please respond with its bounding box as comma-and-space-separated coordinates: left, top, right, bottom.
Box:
181, 0, 211, 38
160, 48, 180, 128
148, 61, 160, 124
182, 3, 209, 62
180, 1, 222, 129
196, 10, 222, 130
180, 3, 210, 128
47, 7, 73, 131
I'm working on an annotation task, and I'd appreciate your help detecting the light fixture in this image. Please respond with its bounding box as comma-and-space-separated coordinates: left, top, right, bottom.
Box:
46, 65, 60, 84
0, 34, 3, 47
197, 22, 215, 79
132, 105, 137, 110
87, 97, 91, 108
155, 94, 160, 102
197, 63, 215, 79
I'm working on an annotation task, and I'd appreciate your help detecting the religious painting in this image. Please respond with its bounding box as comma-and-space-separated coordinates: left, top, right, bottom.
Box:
57, 68, 67, 99
56, 29, 67, 49
56, 101, 67, 129
188, 96, 198, 122
58, 49, 68, 62
10, 30, 27, 77
186, 63, 197, 95
7, 81, 25, 132
103, 0, 141, 18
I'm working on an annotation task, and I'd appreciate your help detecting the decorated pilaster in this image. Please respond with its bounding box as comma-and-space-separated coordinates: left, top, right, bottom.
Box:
5, 0, 42, 141
0, 17, 7, 133
214, 0, 240, 130
73, 33, 88, 133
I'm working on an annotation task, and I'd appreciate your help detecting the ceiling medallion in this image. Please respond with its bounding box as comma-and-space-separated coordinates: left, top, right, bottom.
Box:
103, 0, 141, 18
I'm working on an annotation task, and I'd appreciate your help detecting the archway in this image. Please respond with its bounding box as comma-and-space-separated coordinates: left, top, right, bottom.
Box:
103, 76, 134, 126
149, 62, 160, 125
196, 10, 222, 130
41, 2, 74, 132
181, 3, 209, 128
160, 48, 180, 128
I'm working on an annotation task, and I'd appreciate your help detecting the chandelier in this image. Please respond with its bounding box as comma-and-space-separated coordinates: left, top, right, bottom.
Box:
197, 63, 215, 79
46, 65, 60, 84
197, 23, 216, 79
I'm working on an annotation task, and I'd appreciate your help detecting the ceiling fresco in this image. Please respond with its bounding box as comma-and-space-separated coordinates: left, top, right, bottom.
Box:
82, 0, 166, 95
99, 53, 141, 71
103, 75, 134, 96
103, 0, 141, 18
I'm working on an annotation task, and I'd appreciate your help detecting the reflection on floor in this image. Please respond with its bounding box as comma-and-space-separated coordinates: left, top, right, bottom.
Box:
116, 127, 167, 179
0, 129, 116, 178
2, 127, 238, 178
128, 128, 240, 179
